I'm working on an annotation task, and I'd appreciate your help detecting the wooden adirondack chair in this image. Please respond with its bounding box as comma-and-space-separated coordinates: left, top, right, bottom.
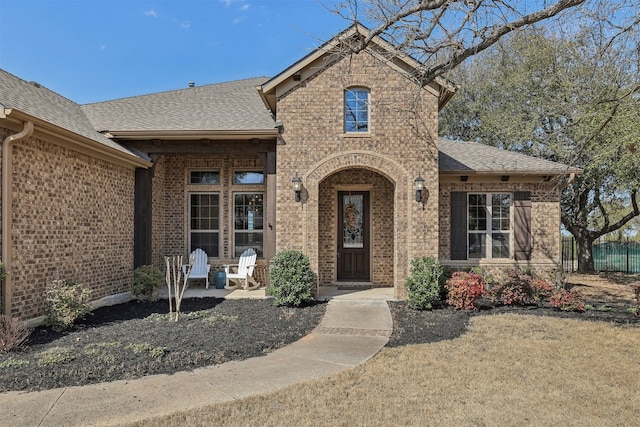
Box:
224, 248, 260, 290
182, 248, 212, 288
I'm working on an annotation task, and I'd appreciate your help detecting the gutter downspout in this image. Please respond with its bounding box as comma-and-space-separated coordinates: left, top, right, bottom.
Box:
2, 120, 34, 316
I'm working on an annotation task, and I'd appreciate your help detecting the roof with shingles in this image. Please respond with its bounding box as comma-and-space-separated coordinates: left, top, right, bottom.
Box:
0, 67, 580, 176
0, 69, 132, 155
81, 77, 276, 133
438, 138, 581, 175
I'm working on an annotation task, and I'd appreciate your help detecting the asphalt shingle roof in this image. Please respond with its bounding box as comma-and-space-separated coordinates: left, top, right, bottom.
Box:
81, 77, 276, 132
1, 67, 578, 176
0, 69, 132, 155
438, 137, 580, 175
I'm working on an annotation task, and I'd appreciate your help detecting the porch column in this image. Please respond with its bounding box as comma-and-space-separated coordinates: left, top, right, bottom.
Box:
133, 160, 156, 267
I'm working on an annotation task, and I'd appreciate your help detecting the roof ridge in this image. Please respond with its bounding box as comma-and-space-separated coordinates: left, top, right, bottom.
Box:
0, 68, 79, 107
82, 76, 271, 106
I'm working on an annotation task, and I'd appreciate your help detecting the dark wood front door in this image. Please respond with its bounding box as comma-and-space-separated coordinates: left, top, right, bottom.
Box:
337, 191, 370, 281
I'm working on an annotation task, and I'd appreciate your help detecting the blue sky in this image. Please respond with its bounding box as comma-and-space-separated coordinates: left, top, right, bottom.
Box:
0, 0, 348, 104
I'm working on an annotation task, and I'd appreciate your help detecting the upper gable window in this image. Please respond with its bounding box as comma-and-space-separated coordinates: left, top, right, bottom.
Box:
344, 88, 370, 133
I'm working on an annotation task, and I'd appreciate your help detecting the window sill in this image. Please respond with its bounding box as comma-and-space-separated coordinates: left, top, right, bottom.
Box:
341, 132, 371, 138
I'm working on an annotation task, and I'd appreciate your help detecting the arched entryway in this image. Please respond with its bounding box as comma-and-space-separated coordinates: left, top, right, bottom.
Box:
317, 169, 395, 287
302, 151, 413, 298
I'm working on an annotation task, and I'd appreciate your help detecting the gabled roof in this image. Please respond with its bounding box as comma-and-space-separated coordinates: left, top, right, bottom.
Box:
0, 69, 138, 159
81, 77, 278, 140
257, 23, 459, 113
438, 138, 581, 175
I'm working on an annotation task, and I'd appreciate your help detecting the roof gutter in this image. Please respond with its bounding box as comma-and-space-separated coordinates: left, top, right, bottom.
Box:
4, 109, 151, 169
2, 119, 34, 316
105, 129, 279, 141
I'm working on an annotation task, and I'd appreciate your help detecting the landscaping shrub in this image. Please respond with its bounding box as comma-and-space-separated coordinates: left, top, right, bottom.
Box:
445, 271, 485, 310
549, 289, 586, 312
405, 256, 445, 310
491, 269, 537, 306
43, 280, 92, 331
531, 278, 555, 301
268, 250, 315, 307
132, 265, 164, 301
0, 315, 32, 353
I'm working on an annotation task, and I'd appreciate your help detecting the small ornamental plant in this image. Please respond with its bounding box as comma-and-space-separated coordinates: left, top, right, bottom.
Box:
549, 289, 586, 312
43, 280, 92, 331
632, 285, 640, 316
0, 315, 32, 353
492, 269, 536, 306
132, 265, 164, 301
405, 256, 445, 310
531, 278, 555, 301
445, 271, 485, 310
268, 250, 315, 307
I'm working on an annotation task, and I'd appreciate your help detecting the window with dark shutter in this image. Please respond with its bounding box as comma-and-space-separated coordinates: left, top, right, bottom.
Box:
513, 191, 532, 260
450, 192, 468, 260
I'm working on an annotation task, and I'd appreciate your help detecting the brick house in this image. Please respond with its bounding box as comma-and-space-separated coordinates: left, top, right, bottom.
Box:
1, 24, 579, 321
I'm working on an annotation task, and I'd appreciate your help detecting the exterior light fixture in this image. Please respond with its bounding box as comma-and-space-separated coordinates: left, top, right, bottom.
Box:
292, 175, 302, 202
414, 175, 425, 203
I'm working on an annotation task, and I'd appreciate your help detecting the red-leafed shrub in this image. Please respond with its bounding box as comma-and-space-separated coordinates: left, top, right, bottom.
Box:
491, 269, 535, 306
445, 271, 485, 310
549, 289, 586, 312
531, 278, 554, 301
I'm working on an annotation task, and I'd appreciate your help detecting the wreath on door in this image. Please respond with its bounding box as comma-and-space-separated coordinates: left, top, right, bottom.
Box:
344, 202, 360, 240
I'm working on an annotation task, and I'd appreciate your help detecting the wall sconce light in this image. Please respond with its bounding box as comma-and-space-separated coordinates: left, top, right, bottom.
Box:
414, 175, 426, 205
292, 174, 302, 202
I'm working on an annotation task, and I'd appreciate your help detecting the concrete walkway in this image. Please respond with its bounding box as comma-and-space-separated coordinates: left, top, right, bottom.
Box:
0, 291, 393, 427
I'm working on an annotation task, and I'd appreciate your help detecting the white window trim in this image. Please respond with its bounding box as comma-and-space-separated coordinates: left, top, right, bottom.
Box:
344, 87, 371, 134
467, 192, 513, 259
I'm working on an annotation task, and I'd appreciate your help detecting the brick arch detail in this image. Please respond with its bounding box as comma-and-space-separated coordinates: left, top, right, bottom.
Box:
302, 151, 413, 297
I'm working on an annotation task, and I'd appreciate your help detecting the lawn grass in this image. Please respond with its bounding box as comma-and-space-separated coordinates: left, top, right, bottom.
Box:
129, 314, 640, 427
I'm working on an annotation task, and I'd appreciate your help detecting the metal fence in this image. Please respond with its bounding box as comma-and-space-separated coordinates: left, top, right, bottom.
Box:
562, 236, 640, 273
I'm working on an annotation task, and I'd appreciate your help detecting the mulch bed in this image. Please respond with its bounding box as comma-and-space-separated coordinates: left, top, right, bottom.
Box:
387, 299, 640, 347
0, 298, 325, 393
1, 294, 638, 393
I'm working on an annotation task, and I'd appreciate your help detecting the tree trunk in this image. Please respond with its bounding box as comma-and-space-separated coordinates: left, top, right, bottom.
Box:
576, 235, 595, 273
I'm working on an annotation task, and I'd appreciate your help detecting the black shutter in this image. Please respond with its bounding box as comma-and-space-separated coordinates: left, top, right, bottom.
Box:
450, 192, 467, 260
513, 191, 532, 261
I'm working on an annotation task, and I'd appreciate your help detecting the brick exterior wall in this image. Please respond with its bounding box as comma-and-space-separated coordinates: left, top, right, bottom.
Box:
439, 180, 562, 274
274, 50, 440, 298
3, 132, 135, 320
150, 153, 269, 284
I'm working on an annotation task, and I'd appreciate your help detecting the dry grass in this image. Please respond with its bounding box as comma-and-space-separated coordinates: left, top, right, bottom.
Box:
128, 314, 640, 427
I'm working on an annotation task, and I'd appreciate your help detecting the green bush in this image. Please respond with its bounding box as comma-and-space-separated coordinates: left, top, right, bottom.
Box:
405, 256, 445, 310
267, 250, 315, 307
132, 265, 164, 301
43, 280, 92, 331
